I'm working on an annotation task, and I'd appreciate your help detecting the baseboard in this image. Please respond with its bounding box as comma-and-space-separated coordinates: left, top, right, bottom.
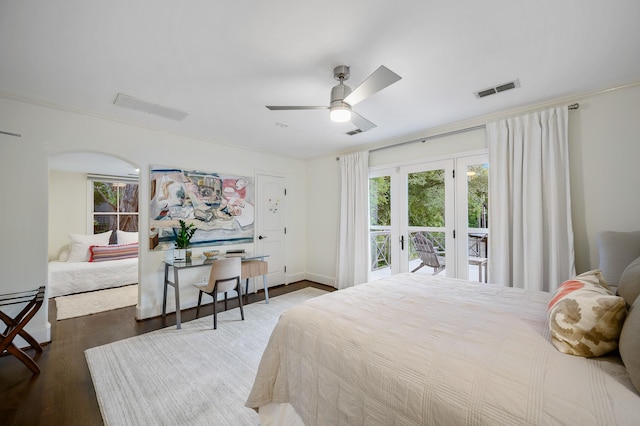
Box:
304, 273, 336, 287
18, 322, 51, 346
286, 272, 305, 284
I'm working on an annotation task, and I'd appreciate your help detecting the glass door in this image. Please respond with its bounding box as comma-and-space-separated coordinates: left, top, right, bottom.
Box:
369, 171, 395, 280
369, 153, 489, 282
403, 160, 455, 276
455, 154, 489, 282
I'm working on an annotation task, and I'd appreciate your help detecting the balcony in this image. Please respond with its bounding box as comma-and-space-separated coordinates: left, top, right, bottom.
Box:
370, 227, 488, 282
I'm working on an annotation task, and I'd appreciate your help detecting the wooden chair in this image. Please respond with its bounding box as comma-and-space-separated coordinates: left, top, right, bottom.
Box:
411, 233, 446, 275
0, 286, 46, 374
194, 257, 244, 329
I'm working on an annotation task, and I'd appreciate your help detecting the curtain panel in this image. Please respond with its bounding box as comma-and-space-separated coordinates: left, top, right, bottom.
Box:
336, 151, 371, 289
487, 106, 575, 292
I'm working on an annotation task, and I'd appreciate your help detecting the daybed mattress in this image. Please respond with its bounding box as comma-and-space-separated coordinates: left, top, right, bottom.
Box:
48, 258, 138, 297
246, 273, 640, 425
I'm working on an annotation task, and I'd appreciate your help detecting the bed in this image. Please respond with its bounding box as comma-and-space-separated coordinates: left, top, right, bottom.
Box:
246, 272, 640, 425
47, 230, 139, 297
47, 257, 138, 297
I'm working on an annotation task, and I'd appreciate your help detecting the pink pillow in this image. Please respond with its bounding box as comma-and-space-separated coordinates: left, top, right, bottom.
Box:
89, 243, 138, 262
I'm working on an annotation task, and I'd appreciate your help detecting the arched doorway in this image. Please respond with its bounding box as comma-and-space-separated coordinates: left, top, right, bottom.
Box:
48, 151, 140, 318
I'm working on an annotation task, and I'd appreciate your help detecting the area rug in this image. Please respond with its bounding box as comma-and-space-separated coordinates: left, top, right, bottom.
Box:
55, 284, 138, 320
85, 287, 328, 426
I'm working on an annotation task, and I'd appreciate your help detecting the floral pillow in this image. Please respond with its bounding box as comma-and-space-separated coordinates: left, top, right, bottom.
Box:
548, 270, 627, 357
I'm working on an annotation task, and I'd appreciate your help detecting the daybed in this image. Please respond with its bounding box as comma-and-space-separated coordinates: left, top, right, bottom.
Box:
246, 272, 640, 425
48, 257, 138, 297
47, 230, 139, 297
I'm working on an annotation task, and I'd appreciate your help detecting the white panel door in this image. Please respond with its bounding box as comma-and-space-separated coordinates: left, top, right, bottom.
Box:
256, 173, 286, 288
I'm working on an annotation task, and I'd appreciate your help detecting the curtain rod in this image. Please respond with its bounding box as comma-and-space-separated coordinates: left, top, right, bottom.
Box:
336, 103, 580, 160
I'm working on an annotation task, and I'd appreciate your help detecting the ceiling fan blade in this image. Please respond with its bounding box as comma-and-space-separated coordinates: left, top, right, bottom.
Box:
343, 65, 401, 106
350, 111, 377, 132
266, 106, 328, 110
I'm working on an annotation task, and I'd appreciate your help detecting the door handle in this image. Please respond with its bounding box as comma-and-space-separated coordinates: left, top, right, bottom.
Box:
258, 235, 267, 240
400, 235, 405, 250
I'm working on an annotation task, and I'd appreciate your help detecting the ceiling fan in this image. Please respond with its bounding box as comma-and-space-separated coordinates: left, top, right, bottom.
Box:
266, 65, 401, 133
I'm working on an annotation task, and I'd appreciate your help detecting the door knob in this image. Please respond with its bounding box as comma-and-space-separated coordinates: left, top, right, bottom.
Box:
258, 235, 267, 240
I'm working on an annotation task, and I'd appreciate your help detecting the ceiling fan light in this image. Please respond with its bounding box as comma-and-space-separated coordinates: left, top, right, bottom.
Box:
330, 105, 352, 122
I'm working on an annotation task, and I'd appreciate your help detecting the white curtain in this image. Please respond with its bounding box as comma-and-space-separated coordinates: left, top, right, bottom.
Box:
335, 151, 371, 289
487, 106, 575, 292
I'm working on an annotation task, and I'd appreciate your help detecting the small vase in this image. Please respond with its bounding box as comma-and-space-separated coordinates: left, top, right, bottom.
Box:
185, 249, 192, 262
174, 248, 187, 261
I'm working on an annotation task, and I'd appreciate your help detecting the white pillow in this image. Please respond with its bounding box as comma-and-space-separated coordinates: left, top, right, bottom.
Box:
58, 248, 70, 262
117, 230, 139, 245
66, 231, 113, 262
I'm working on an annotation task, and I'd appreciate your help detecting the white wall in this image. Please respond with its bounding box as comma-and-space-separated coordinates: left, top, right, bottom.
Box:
568, 83, 640, 273
48, 170, 88, 260
306, 83, 640, 286
0, 96, 307, 343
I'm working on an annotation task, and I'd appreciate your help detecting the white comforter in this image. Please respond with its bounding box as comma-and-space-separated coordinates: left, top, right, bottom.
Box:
48, 258, 138, 297
246, 273, 640, 425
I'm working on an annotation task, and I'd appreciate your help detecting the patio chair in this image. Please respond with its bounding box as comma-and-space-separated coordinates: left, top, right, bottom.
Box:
411, 233, 446, 275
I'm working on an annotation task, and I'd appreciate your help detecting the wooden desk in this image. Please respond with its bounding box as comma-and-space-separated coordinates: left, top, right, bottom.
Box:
162, 254, 269, 329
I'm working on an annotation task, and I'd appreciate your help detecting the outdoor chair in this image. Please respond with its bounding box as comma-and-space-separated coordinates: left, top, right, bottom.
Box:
411, 233, 446, 275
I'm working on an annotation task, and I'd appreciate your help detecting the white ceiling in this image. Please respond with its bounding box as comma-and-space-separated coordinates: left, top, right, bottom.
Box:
2, 1, 640, 161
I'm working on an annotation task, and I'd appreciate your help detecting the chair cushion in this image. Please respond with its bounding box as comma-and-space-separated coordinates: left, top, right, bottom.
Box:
548, 270, 627, 357
618, 256, 640, 307
619, 297, 640, 393
597, 231, 640, 287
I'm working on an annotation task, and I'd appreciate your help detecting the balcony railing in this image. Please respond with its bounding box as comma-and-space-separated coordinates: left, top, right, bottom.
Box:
370, 227, 487, 271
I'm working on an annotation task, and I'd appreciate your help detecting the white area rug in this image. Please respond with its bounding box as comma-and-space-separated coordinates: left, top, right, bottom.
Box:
55, 284, 138, 320
85, 287, 327, 426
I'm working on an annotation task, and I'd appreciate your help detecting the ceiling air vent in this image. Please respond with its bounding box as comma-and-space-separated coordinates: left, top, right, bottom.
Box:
474, 79, 520, 99
346, 128, 363, 136
114, 93, 188, 121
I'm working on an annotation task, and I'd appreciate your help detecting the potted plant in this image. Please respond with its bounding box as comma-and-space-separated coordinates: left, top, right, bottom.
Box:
174, 219, 197, 261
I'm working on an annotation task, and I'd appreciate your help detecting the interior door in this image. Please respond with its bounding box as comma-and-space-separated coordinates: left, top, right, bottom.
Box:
255, 173, 286, 288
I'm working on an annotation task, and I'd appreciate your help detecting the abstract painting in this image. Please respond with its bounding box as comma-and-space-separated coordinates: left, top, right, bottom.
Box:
149, 166, 254, 250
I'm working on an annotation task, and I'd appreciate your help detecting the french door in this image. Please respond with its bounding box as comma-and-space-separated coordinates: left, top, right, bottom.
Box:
369, 154, 488, 281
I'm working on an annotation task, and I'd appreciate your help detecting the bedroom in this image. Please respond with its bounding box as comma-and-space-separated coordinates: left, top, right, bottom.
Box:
2, 0, 640, 424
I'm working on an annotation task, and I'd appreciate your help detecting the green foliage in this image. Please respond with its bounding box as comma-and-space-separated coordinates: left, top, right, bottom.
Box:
369, 164, 488, 229
175, 220, 197, 248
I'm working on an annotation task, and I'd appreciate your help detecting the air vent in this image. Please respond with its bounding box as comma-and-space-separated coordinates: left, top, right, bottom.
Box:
474, 79, 520, 99
114, 93, 188, 121
346, 128, 363, 136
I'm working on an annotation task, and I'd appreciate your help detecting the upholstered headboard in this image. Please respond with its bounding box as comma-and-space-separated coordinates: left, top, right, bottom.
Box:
597, 231, 640, 289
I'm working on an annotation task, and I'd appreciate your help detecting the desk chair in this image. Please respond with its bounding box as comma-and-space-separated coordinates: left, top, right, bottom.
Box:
411, 233, 446, 275
194, 257, 244, 329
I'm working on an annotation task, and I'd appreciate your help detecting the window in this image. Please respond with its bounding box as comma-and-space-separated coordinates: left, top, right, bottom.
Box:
91, 179, 139, 236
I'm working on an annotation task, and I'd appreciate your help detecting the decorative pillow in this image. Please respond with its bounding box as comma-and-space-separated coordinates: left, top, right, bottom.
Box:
58, 248, 70, 262
597, 231, 640, 287
619, 297, 640, 394
66, 231, 113, 262
618, 256, 640, 307
548, 269, 627, 357
116, 230, 139, 245
89, 243, 138, 262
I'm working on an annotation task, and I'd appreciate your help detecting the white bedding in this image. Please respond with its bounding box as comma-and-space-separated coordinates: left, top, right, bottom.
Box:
47, 258, 138, 297
246, 273, 640, 425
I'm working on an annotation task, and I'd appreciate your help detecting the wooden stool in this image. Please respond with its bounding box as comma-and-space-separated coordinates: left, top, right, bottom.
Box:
0, 286, 46, 374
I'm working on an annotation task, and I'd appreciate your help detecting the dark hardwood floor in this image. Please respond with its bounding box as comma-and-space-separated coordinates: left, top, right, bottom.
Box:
0, 280, 333, 425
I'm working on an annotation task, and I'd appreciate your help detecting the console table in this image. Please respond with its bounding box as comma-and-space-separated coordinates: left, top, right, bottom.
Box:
162, 254, 269, 329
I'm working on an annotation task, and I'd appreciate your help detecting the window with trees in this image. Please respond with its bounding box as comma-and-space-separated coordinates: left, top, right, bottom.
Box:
92, 180, 139, 237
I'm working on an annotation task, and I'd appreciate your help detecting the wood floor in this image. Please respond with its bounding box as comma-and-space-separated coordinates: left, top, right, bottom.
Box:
0, 280, 333, 425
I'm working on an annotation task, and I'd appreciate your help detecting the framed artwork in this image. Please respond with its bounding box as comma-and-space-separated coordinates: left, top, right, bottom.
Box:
149, 166, 254, 250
